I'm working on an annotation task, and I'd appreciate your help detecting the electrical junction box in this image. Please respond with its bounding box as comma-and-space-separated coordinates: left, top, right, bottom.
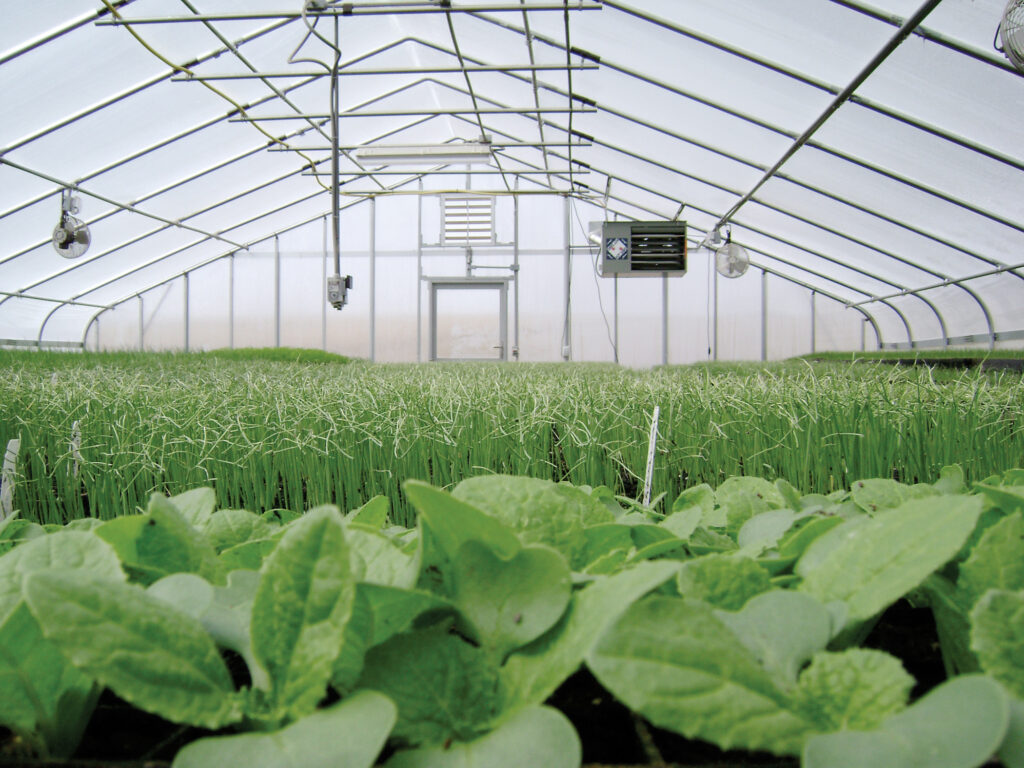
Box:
598, 221, 688, 276
327, 274, 352, 309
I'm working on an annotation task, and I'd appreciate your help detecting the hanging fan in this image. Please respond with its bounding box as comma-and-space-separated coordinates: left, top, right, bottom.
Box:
997, 0, 1024, 72
52, 189, 90, 259
715, 237, 750, 279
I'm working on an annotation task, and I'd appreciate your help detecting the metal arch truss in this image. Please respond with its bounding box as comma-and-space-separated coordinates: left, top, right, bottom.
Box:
4, 0, 1021, 349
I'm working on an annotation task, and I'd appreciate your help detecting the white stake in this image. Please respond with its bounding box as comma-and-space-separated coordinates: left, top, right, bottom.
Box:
1, 438, 21, 522
643, 406, 660, 507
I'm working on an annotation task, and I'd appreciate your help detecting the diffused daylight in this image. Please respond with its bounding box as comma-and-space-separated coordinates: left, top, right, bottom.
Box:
2, 2, 1024, 768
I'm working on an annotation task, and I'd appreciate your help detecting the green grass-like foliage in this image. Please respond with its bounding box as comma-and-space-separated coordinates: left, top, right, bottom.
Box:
3, 354, 1024, 527
0, 467, 1022, 766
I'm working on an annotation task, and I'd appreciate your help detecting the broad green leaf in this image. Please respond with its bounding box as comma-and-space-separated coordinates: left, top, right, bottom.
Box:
359, 583, 455, 647
64, 518, 103, 532
676, 555, 773, 611
406, 481, 520, 566
802, 675, 1010, 768
915, 574, 979, 676
959, 512, 1024, 608
356, 623, 505, 747
347, 526, 418, 589
451, 475, 612, 568
1002, 695, 1024, 768
659, 505, 703, 540
850, 478, 933, 514
671, 484, 718, 526
796, 496, 983, 623
24, 571, 239, 729
251, 506, 356, 720
714, 476, 786, 534
172, 690, 396, 768
502, 561, 680, 710
687, 526, 738, 554
713, 591, 836, 683
971, 589, 1024, 698
219, 536, 281, 571
349, 495, 389, 528
737, 509, 797, 555
579, 523, 634, 569
262, 508, 302, 526
0, 602, 99, 758
774, 478, 804, 510
148, 570, 266, 690
203, 508, 274, 553
385, 706, 581, 768
934, 465, 966, 495
451, 540, 571, 659
167, 487, 217, 529
0, 529, 125, 625
792, 649, 913, 731
974, 483, 1024, 514
330, 588, 374, 695
0, 519, 45, 553
776, 515, 843, 561
587, 595, 816, 755
97, 496, 225, 586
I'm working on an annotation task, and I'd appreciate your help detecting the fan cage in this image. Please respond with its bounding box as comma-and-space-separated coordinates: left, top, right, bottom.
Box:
1002, 0, 1024, 71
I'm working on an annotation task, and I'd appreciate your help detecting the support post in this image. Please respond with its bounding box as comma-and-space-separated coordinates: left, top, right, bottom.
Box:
513, 184, 520, 360
613, 274, 619, 364
562, 194, 571, 361
274, 235, 281, 348
661, 273, 668, 366
138, 295, 144, 351
417, 182, 423, 362
370, 196, 376, 362
322, 217, 328, 352
761, 269, 768, 362
712, 262, 719, 361
228, 252, 235, 350
183, 272, 189, 352
811, 290, 816, 354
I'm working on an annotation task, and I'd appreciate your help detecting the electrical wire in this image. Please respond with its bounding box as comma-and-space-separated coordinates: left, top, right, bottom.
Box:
571, 196, 617, 359
100, 0, 330, 192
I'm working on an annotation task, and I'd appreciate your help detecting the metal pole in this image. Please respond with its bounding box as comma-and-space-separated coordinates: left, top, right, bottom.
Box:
95, 315, 101, 352
562, 195, 571, 361
661, 273, 668, 366
228, 252, 235, 349
138, 295, 144, 351
712, 263, 719, 361
370, 197, 376, 362
322, 217, 328, 351
183, 272, 190, 352
862, 318, 867, 352
613, 274, 619, 364
513, 185, 520, 360
417, 180, 423, 363
761, 269, 767, 362
811, 290, 817, 354
274, 235, 281, 348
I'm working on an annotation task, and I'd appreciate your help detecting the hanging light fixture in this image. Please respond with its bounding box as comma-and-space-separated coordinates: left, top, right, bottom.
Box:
354, 140, 493, 165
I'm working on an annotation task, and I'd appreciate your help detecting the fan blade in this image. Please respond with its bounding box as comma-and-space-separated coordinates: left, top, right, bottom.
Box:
73, 227, 91, 245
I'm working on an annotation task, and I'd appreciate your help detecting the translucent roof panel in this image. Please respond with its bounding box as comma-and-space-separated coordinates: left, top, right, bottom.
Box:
2, 0, 1023, 352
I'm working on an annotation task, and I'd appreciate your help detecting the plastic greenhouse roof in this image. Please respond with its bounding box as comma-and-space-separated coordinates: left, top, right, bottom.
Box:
2, 0, 1023, 349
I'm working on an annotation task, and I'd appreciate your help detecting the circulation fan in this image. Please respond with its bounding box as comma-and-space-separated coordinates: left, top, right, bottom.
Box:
997, 0, 1024, 72
52, 189, 91, 259
715, 234, 750, 279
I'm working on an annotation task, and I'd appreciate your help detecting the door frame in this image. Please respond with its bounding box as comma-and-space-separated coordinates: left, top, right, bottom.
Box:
427, 277, 510, 362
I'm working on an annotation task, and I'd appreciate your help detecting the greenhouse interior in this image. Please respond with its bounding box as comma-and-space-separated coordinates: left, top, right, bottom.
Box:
2, 1, 1024, 768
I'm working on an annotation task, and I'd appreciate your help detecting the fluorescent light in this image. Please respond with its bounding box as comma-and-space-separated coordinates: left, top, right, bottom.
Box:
354, 142, 493, 165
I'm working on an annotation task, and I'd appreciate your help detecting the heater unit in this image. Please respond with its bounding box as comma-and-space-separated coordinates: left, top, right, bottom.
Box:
598, 221, 687, 276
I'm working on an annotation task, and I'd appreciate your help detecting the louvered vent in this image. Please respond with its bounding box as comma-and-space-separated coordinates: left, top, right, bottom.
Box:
441, 195, 495, 246
599, 221, 688, 276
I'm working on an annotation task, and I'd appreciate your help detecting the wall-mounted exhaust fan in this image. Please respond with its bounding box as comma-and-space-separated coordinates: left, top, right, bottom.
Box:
594, 221, 688, 276
52, 189, 90, 259
715, 233, 750, 279
997, 0, 1024, 72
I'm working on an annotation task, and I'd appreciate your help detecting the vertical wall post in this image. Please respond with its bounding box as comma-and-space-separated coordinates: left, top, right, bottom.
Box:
761, 269, 768, 362
862, 318, 867, 352
321, 217, 328, 351
228, 252, 235, 350
370, 196, 376, 362
274, 235, 281, 348
661, 273, 668, 366
712, 263, 719, 361
95, 315, 101, 352
138, 295, 144, 351
183, 272, 190, 352
417, 182, 423, 362
810, 290, 817, 354
613, 274, 619, 364
513, 183, 520, 360
562, 195, 571, 361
